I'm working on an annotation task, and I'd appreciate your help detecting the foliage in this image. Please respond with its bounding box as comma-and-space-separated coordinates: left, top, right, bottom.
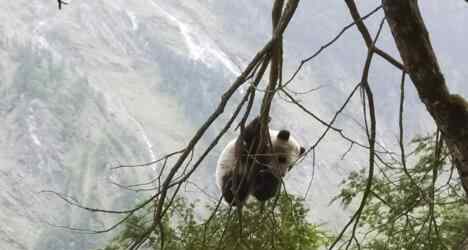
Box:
334, 134, 468, 249
99, 192, 330, 250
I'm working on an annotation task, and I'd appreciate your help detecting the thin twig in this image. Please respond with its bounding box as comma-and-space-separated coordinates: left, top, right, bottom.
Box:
329, 16, 384, 250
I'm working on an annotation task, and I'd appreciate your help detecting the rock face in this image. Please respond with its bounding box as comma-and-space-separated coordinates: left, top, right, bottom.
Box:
0, 1, 466, 249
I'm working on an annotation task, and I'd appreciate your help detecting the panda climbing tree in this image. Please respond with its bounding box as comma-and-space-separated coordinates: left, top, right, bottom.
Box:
213, 0, 298, 208
216, 117, 305, 206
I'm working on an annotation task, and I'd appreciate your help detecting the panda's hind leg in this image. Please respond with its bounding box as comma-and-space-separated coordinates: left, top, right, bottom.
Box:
252, 171, 280, 201
221, 173, 250, 206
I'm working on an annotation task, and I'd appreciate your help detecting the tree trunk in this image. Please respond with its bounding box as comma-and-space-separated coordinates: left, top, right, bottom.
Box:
382, 0, 468, 196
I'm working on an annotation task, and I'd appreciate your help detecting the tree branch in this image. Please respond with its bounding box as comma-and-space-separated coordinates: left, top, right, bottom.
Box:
344, 0, 405, 71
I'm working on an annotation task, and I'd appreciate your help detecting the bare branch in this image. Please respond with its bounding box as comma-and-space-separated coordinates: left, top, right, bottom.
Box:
329, 17, 384, 250
344, 0, 405, 71
111, 149, 185, 169
283, 5, 382, 89
40, 190, 137, 214
57, 0, 68, 10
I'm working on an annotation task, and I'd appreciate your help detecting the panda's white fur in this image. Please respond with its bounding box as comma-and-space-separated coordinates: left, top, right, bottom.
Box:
216, 129, 304, 204
216, 139, 239, 191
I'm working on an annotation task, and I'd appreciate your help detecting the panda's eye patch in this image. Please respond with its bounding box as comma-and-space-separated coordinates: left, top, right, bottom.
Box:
278, 156, 287, 164
300, 147, 305, 155
277, 130, 290, 141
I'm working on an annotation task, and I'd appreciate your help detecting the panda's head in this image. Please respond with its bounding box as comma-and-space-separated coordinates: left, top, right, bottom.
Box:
269, 129, 306, 176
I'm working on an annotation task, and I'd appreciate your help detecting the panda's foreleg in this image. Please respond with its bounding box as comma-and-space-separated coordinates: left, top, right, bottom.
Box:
221, 173, 250, 206
252, 170, 280, 201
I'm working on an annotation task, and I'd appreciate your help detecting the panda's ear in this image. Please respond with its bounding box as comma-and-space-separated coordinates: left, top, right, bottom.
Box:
277, 130, 290, 141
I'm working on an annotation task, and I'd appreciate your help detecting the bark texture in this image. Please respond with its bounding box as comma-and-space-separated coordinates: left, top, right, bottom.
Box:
460, 238, 468, 250
382, 0, 468, 194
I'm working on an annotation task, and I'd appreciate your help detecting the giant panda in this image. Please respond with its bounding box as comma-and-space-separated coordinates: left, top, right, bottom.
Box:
216, 117, 305, 206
